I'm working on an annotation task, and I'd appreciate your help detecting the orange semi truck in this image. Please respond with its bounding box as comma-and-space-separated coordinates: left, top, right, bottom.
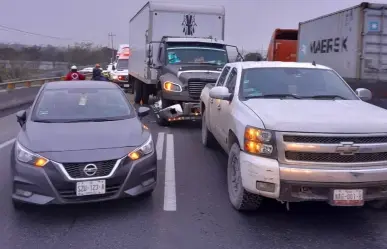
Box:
266, 29, 298, 62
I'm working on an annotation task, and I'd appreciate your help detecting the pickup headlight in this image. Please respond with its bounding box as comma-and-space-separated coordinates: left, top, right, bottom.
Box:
163, 81, 182, 92
15, 142, 49, 167
128, 135, 154, 160
244, 126, 276, 158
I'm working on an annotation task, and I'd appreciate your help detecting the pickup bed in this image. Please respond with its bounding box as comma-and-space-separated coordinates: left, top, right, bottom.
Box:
200, 61, 387, 211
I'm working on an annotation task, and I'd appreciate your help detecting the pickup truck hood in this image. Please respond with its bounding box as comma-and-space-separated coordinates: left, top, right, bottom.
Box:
243, 99, 387, 133
164, 64, 222, 84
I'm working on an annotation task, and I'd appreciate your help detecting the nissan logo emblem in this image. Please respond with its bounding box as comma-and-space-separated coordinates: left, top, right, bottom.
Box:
83, 164, 98, 176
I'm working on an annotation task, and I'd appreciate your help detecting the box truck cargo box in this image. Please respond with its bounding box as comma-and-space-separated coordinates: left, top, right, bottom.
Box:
297, 2, 387, 98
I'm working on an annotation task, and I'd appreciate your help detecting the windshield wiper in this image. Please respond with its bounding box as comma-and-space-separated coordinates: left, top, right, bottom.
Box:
246, 94, 301, 99
308, 95, 347, 100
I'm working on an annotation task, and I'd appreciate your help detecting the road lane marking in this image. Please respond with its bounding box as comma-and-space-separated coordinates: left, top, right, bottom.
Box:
164, 134, 176, 211
156, 132, 165, 160
0, 138, 16, 150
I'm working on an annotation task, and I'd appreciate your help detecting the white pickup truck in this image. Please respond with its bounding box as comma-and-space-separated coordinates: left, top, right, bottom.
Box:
200, 61, 387, 211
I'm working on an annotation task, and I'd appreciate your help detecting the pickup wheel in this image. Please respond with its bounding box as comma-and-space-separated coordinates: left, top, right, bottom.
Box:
201, 109, 216, 148
227, 143, 263, 211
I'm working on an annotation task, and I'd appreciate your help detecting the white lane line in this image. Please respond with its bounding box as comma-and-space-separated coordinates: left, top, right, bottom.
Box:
156, 132, 165, 160
164, 134, 176, 211
0, 138, 16, 150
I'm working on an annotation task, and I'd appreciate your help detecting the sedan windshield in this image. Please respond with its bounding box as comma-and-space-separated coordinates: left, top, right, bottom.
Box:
167, 47, 227, 66
241, 67, 358, 100
32, 88, 133, 122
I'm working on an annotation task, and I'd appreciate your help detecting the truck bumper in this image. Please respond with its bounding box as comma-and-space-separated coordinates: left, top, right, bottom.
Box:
239, 151, 387, 204
154, 101, 201, 122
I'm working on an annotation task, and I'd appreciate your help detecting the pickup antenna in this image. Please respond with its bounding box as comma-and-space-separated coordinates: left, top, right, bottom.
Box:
312, 61, 316, 66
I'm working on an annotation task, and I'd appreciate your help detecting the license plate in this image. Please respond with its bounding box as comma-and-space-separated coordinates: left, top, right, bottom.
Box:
332, 189, 364, 206
76, 180, 106, 196
124, 84, 129, 87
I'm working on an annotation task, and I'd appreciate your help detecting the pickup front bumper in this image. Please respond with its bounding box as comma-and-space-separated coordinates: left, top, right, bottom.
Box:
239, 152, 387, 205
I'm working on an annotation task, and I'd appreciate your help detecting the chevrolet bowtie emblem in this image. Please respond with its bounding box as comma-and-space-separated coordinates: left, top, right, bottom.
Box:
336, 142, 359, 155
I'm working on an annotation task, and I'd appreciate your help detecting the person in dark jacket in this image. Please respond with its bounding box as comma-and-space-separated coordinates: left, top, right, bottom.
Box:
92, 64, 107, 81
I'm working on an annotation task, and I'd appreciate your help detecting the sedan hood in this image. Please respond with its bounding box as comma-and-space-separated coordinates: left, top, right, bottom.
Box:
243, 99, 387, 133
18, 118, 149, 153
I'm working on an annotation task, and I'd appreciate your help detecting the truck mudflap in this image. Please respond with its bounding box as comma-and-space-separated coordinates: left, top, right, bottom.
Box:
153, 101, 201, 122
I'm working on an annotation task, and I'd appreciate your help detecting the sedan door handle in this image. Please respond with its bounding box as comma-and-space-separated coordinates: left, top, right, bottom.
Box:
210, 98, 213, 104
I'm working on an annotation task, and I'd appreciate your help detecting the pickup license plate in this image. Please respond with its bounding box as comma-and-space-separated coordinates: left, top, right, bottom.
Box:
332, 189, 364, 206
124, 84, 130, 87
76, 180, 106, 196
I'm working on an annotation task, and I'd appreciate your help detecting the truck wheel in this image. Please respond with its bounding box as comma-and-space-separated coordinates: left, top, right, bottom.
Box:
134, 80, 142, 104
142, 83, 150, 105
201, 109, 216, 148
155, 90, 172, 126
368, 200, 387, 209
227, 143, 263, 211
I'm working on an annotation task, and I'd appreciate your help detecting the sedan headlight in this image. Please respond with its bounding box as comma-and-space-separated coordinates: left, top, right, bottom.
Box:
128, 136, 154, 160
163, 81, 182, 92
244, 126, 277, 158
15, 142, 49, 167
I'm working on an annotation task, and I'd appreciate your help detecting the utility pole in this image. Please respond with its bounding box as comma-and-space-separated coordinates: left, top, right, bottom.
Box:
108, 32, 116, 63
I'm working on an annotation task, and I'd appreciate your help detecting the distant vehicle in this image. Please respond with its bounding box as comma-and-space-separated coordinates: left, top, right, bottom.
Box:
11, 81, 155, 209
200, 61, 387, 211
79, 67, 93, 74
267, 29, 298, 62
110, 51, 130, 92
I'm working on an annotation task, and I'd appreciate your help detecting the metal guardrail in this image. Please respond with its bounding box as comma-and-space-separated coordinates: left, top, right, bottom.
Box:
0, 73, 93, 90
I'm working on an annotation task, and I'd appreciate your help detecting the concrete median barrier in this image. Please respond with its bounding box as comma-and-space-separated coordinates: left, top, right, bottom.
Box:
0, 86, 40, 112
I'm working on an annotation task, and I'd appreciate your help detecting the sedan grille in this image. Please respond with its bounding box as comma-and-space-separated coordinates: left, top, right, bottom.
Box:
62, 159, 117, 178
188, 79, 216, 98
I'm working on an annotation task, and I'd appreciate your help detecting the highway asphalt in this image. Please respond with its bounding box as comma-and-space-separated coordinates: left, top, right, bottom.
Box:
1, 94, 387, 249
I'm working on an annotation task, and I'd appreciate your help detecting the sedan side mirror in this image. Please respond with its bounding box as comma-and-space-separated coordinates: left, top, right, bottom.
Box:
138, 106, 150, 117
356, 88, 372, 101
16, 110, 27, 127
209, 86, 232, 101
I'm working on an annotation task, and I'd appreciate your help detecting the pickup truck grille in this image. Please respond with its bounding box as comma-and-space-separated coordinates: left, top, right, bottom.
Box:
279, 133, 387, 164
188, 79, 216, 98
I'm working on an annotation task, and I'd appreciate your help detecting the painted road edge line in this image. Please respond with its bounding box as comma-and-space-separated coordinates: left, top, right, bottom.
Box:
156, 132, 165, 161
164, 134, 176, 211
0, 138, 16, 150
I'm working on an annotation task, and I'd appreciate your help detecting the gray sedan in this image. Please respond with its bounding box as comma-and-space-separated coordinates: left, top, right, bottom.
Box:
11, 80, 156, 209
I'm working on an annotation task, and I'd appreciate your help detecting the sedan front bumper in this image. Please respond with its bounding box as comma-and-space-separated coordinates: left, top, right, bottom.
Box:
11, 149, 157, 205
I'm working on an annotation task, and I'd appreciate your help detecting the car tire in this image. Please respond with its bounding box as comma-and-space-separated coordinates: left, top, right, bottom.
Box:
368, 200, 387, 209
134, 80, 142, 104
227, 143, 263, 211
142, 84, 150, 105
201, 109, 216, 148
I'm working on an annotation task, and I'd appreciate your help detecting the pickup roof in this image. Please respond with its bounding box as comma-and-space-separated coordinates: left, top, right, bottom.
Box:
200, 61, 387, 211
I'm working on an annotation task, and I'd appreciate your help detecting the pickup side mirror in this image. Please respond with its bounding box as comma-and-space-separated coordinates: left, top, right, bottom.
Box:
356, 88, 372, 101
16, 110, 27, 127
209, 86, 232, 101
138, 106, 150, 117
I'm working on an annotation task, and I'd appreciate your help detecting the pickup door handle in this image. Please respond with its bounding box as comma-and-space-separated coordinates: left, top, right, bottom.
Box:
210, 98, 213, 104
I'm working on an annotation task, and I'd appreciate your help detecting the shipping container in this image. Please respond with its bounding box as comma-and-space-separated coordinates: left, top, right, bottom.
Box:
297, 2, 387, 98
267, 29, 298, 62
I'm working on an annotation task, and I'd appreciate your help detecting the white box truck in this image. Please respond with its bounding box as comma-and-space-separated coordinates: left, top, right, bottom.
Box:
128, 1, 241, 126
297, 2, 387, 103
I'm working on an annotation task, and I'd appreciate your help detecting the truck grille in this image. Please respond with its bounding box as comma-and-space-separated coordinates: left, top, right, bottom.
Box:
285, 151, 387, 163
280, 133, 387, 164
62, 159, 117, 178
188, 79, 216, 98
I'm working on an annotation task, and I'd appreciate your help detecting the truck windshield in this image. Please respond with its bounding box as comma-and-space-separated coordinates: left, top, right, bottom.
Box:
241, 68, 358, 100
116, 59, 128, 70
166, 47, 227, 66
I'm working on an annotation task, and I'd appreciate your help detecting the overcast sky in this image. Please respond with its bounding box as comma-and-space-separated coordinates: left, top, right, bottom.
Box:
0, 0, 383, 51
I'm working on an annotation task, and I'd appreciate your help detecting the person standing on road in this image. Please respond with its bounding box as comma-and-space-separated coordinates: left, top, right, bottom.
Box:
92, 64, 107, 81
65, 65, 86, 81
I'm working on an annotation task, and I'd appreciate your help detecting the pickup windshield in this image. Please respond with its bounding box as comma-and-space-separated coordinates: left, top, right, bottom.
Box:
31, 88, 134, 123
116, 59, 128, 70
241, 67, 358, 100
167, 46, 227, 66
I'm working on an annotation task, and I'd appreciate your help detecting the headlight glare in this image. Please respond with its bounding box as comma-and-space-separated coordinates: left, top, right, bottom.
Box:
16, 142, 49, 167
163, 81, 182, 92
244, 126, 276, 158
128, 136, 153, 160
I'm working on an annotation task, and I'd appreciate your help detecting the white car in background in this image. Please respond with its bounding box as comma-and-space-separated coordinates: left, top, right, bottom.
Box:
79, 67, 93, 74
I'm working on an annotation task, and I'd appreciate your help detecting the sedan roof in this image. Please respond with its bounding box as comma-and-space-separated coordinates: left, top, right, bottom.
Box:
44, 81, 118, 90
